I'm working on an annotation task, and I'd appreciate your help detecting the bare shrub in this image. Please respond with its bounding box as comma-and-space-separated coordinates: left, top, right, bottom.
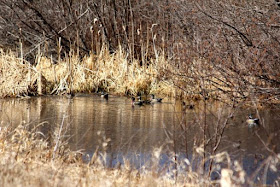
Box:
0, 0, 279, 101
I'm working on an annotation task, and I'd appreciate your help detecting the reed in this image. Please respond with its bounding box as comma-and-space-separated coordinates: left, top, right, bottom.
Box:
0, 47, 175, 98
0, 49, 35, 97
0, 47, 223, 99
0, 47, 279, 106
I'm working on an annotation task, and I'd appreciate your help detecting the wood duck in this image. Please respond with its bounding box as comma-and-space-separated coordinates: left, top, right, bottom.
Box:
131, 97, 144, 106
101, 92, 109, 100
246, 115, 259, 128
150, 94, 163, 103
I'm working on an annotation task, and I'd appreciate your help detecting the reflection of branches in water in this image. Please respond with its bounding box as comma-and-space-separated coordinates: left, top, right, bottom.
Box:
251, 132, 279, 183
248, 155, 278, 186
254, 131, 277, 156
163, 100, 239, 179
208, 109, 235, 177
118, 128, 142, 151
75, 124, 93, 146
250, 97, 278, 155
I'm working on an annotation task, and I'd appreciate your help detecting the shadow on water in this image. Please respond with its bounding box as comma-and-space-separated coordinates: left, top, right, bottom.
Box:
0, 94, 279, 184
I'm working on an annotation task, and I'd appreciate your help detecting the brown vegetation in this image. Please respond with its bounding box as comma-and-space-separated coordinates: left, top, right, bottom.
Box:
0, 1, 279, 185
0, 120, 206, 186
0, 47, 175, 98
0, 0, 279, 103
1, 108, 279, 186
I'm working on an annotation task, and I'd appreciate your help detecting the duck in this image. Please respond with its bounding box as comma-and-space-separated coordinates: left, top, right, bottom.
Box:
246, 115, 260, 128
150, 94, 163, 103
101, 92, 109, 100
137, 95, 142, 101
182, 101, 194, 111
131, 97, 144, 106
232, 140, 242, 149
65, 92, 75, 99
137, 95, 152, 104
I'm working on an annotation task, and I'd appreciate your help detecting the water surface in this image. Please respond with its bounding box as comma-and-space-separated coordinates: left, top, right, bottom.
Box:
0, 95, 279, 184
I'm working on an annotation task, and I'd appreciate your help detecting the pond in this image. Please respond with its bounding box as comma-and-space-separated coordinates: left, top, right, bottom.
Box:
0, 94, 279, 184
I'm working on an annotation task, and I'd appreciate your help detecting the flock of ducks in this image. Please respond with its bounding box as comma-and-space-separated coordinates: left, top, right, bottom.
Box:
65, 91, 260, 128
65, 91, 163, 105
131, 94, 163, 106
100, 92, 164, 106
99, 92, 163, 106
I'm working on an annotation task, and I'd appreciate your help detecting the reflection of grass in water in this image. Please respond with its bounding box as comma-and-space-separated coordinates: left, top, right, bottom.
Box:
1, 118, 279, 187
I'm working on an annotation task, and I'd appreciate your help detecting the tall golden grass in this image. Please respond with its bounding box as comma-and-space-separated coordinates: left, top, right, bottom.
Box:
1, 46, 279, 107
0, 47, 175, 98
0, 49, 32, 97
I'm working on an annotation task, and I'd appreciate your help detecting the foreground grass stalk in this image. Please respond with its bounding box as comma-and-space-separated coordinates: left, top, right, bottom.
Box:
53, 115, 66, 159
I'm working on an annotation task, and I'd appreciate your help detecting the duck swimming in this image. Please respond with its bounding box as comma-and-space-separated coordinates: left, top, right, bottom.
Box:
138, 95, 152, 104
150, 94, 163, 103
131, 97, 144, 106
246, 115, 259, 128
101, 92, 109, 100
182, 101, 194, 111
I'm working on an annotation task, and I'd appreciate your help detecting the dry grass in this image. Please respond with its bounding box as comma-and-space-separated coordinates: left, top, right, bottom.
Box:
0, 47, 175, 98
2, 122, 278, 187
0, 49, 35, 97
1, 47, 279, 107
0, 122, 202, 187
0, 110, 279, 186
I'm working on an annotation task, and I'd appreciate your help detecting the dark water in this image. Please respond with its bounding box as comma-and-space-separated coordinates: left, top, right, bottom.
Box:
0, 95, 279, 184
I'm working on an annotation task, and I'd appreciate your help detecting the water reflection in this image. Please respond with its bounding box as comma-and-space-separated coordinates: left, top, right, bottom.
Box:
0, 95, 279, 184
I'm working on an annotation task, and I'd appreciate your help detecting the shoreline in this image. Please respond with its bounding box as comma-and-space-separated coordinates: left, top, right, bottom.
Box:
0, 48, 279, 107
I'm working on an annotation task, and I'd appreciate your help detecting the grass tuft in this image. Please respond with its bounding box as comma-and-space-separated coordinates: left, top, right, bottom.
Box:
0, 47, 175, 98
